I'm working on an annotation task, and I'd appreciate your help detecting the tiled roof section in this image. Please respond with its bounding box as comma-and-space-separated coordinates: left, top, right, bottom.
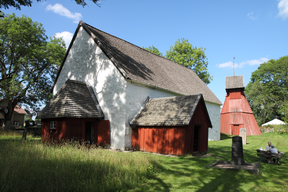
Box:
14, 105, 26, 114
82, 22, 222, 105
0, 99, 26, 114
225, 75, 245, 89
130, 95, 203, 127
37, 80, 104, 119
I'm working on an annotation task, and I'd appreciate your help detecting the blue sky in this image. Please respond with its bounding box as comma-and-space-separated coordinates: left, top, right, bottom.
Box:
3, 0, 288, 104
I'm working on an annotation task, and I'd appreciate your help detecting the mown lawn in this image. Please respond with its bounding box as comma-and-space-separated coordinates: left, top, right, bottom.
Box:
1, 130, 288, 191
134, 133, 288, 191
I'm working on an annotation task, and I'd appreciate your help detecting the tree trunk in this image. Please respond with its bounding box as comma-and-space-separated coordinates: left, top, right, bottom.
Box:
3, 120, 11, 130
2, 100, 16, 131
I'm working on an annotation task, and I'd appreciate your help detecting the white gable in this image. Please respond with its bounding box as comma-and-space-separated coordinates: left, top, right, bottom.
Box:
54, 26, 128, 149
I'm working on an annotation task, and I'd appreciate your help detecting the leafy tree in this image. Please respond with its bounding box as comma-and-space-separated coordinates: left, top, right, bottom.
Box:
0, 0, 101, 10
245, 56, 288, 125
165, 38, 212, 84
143, 45, 163, 56
0, 13, 66, 130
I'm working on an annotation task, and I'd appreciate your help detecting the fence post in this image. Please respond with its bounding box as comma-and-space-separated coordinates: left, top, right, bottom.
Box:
22, 120, 29, 141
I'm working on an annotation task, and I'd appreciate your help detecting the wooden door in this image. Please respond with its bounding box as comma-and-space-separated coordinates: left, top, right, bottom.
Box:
85, 122, 95, 144
232, 125, 240, 135
193, 126, 201, 152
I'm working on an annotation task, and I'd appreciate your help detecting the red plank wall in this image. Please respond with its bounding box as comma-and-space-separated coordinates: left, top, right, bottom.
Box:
41, 119, 64, 142
221, 88, 262, 135
132, 98, 210, 155
41, 120, 49, 142
186, 99, 209, 154
95, 120, 110, 145
41, 118, 110, 145
132, 127, 186, 155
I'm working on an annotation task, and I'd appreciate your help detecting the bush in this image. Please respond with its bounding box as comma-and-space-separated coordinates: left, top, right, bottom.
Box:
261, 124, 288, 134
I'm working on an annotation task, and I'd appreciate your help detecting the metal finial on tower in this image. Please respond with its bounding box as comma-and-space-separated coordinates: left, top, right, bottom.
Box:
233, 57, 235, 76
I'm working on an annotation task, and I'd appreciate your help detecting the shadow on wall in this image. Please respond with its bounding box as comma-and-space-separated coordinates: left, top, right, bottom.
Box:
56, 30, 125, 149
88, 27, 155, 81
56, 25, 163, 149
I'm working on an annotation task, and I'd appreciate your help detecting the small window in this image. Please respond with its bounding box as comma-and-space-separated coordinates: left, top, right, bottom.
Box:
50, 121, 56, 129
13, 121, 20, 127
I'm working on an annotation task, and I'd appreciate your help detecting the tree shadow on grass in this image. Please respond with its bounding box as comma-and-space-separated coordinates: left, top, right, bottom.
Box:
220, 133, 233, 140
135, 143, 288, 191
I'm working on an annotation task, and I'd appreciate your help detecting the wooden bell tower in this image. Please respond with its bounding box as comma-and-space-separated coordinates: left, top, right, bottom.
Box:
220, 75, 262, 135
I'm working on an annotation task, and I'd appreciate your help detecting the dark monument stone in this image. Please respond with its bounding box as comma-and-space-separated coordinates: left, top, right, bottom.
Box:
207, 136, 259, 174
231, 136, 246, 165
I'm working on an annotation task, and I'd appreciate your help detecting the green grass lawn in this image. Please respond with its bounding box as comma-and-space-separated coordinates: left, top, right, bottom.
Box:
1, 130, 288, 192
134, 133, 288, 192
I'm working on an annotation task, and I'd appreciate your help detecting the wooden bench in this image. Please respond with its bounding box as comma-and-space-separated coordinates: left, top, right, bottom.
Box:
256, 149, 283, 164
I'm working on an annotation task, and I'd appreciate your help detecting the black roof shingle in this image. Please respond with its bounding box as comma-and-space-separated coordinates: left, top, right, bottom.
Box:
225, 75, 244, 89
130, 94, 212, 127
37, 80, 104, 119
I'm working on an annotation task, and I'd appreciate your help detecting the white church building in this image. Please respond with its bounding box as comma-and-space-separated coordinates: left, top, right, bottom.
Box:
48, 21, 222, 150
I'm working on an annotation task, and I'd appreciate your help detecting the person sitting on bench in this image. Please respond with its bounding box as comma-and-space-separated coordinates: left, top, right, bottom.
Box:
265, 141, 272, 151
269, 145, 281, 165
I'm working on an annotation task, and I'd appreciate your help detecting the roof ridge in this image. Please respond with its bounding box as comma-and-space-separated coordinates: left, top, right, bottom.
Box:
66, 79, 87, 84
52, 81, 69, 99
151, 94, 201, 101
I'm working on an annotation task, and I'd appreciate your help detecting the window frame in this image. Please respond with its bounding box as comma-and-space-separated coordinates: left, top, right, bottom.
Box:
50, 121, 56, 129
13, 121, 20, 127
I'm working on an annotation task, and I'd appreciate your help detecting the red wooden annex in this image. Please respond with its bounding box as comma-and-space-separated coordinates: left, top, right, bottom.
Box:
130, 94, 212, 155
37, 80, 110, 145
41, 118, 110, 144
221, 76, 262, 135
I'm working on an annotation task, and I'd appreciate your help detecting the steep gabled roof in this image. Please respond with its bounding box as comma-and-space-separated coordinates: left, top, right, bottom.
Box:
225, 75, 245, 90
38, 80, 104, 119
53, 21, 222, 105
130, 94, 212, 127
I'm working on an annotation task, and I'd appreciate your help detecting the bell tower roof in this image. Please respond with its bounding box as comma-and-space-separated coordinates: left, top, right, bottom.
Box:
225, 75, 244, 90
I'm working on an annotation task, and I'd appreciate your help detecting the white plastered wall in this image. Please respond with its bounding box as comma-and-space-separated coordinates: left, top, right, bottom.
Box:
53, 27, 127, 150
125, 82, 177, 148
205, 102, 221, 141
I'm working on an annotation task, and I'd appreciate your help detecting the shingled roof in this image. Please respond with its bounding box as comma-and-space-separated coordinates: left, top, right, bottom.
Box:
130, 94, 211, 127
225, 75, 245, 89
53, 21, 222, 105
37, 80, 104, 119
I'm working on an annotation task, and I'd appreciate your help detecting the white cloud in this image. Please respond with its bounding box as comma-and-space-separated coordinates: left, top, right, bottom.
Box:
55, 31, 73, 48
218, 57, 269, 69
46, 3, 82, 23
218, 61, 235, 68
247, 12, 258, 20
278, 0, 288, 19
240, 58, 269, 66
